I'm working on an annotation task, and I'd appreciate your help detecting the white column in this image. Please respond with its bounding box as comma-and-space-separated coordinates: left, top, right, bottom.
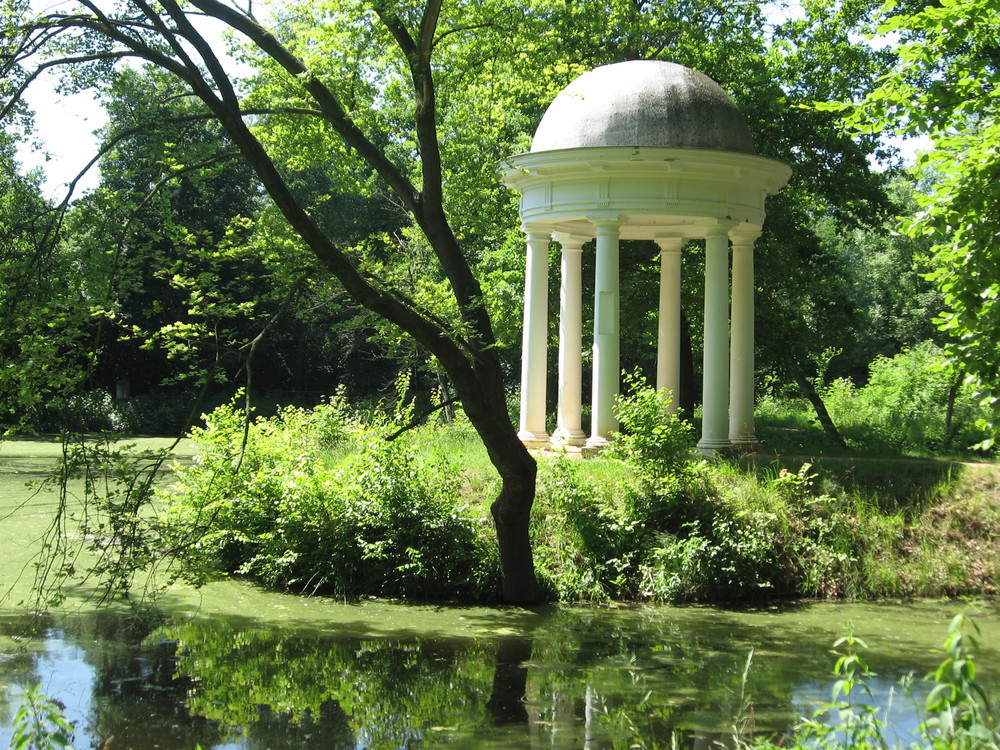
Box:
729, 234, 758, 447
554, 234, 588, 446
698, 225, 732, 454
587, 218, 621, 449
517, 226, 550, 445
654, 237, 684, 413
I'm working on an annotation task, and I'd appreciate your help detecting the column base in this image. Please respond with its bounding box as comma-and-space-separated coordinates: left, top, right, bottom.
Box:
727, 436, 759, 457
517, 430, 550, 448
696, 437, 731, 457
551, 427, 587, 447
585, 435, 611, 451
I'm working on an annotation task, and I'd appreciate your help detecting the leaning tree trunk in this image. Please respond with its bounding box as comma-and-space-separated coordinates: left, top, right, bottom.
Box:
140, 0, 543, 603
793, 367, 849, 449
453, 363, 542, 605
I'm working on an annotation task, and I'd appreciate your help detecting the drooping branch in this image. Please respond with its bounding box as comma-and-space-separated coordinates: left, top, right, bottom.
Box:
384, 396, 460, 441
0, 50, 131, 121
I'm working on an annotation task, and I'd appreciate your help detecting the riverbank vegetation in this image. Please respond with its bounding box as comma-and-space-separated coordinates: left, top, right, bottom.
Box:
149, 362, 999, 605
4, 0, 1000, 604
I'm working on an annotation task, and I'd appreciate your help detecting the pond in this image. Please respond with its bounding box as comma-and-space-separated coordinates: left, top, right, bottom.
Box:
1, 439, 996, 749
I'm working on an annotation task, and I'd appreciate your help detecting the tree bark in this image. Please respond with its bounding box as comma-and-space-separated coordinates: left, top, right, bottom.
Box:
452, 363, 542, 604
436, 367, 455, 424
793, 367, 850, 449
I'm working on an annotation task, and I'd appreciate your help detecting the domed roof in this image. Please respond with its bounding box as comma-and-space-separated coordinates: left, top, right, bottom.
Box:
530, 60, 755, 154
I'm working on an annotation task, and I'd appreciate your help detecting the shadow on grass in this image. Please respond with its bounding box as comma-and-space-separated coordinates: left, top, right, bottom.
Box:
750, 409, 1000, 517
763, 455, 960, 515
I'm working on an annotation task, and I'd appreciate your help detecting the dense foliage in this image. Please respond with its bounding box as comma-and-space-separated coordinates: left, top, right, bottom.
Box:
3, 0, 1000, 605
830, 0, 1000, 445
155, 377, 999, 605
759, 342, 994, 455
0, 0, 920, 426
160, 394, 498, 599
0, 137, 93, 433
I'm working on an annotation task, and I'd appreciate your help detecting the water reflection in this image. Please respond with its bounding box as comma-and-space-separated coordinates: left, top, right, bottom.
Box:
2, 602, 990, 750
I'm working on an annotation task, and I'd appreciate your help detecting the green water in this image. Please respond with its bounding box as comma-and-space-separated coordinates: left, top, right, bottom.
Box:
1, 439, 997, 749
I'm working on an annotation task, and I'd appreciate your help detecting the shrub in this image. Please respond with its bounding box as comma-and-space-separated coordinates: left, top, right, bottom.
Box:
158, 393, 498, 600
530, 375, 716, 601
606, 370, 696, 482
531, 458, 627, 600
534, 377, 793, 603
822, 342, 991, 453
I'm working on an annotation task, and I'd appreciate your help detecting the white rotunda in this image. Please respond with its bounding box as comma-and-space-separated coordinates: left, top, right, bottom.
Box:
501, 60, 792, 454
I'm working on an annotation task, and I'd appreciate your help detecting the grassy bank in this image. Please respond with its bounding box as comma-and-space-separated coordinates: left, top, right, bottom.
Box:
145, 390, 1000, 604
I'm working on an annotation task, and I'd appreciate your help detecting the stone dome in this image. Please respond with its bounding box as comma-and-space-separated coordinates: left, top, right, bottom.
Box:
530, 60, 755, 154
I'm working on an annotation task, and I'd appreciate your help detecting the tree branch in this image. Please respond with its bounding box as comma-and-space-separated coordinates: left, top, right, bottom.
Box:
184, 0, 422, 211
0, 50, 130, 122
384, 396, 460, 441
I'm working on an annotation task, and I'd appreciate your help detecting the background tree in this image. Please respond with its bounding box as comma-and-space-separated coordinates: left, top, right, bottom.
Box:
61, 66, 405, 426
831, 0, 1000, 445
0, 136, 93, 431
2, 0, 547, 603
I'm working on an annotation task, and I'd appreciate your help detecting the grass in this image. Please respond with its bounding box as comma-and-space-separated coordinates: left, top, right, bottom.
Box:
4, 392, 999, 606
387, 414, 1000, 602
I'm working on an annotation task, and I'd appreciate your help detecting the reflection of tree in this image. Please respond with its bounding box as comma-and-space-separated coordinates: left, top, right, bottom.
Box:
58, 612, 226, 749
0, 612, 226, 748
486, 636, 532, 726
158, 619, 500, 748
3, 605, 966, 748
155, 608, 808, 749
243, 701, 355, 750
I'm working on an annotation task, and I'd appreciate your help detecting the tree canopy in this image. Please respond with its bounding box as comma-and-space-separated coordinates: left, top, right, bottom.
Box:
831, 0, 1000, 444
3, 0, 557, 602
1, 0, 921, 599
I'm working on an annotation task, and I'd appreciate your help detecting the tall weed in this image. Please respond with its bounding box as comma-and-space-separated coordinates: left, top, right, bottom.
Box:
8, 685, 75, 750
789, 613, 999, 750
158, 393, 498, 599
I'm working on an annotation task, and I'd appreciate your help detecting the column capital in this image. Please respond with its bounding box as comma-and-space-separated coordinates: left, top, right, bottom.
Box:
701, 219, 738, 240
588, 215, 623, 232
729, 230, 761, 250
522, 224, 553, 241
654, 235, 686, 253
552, 233, 590, 251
